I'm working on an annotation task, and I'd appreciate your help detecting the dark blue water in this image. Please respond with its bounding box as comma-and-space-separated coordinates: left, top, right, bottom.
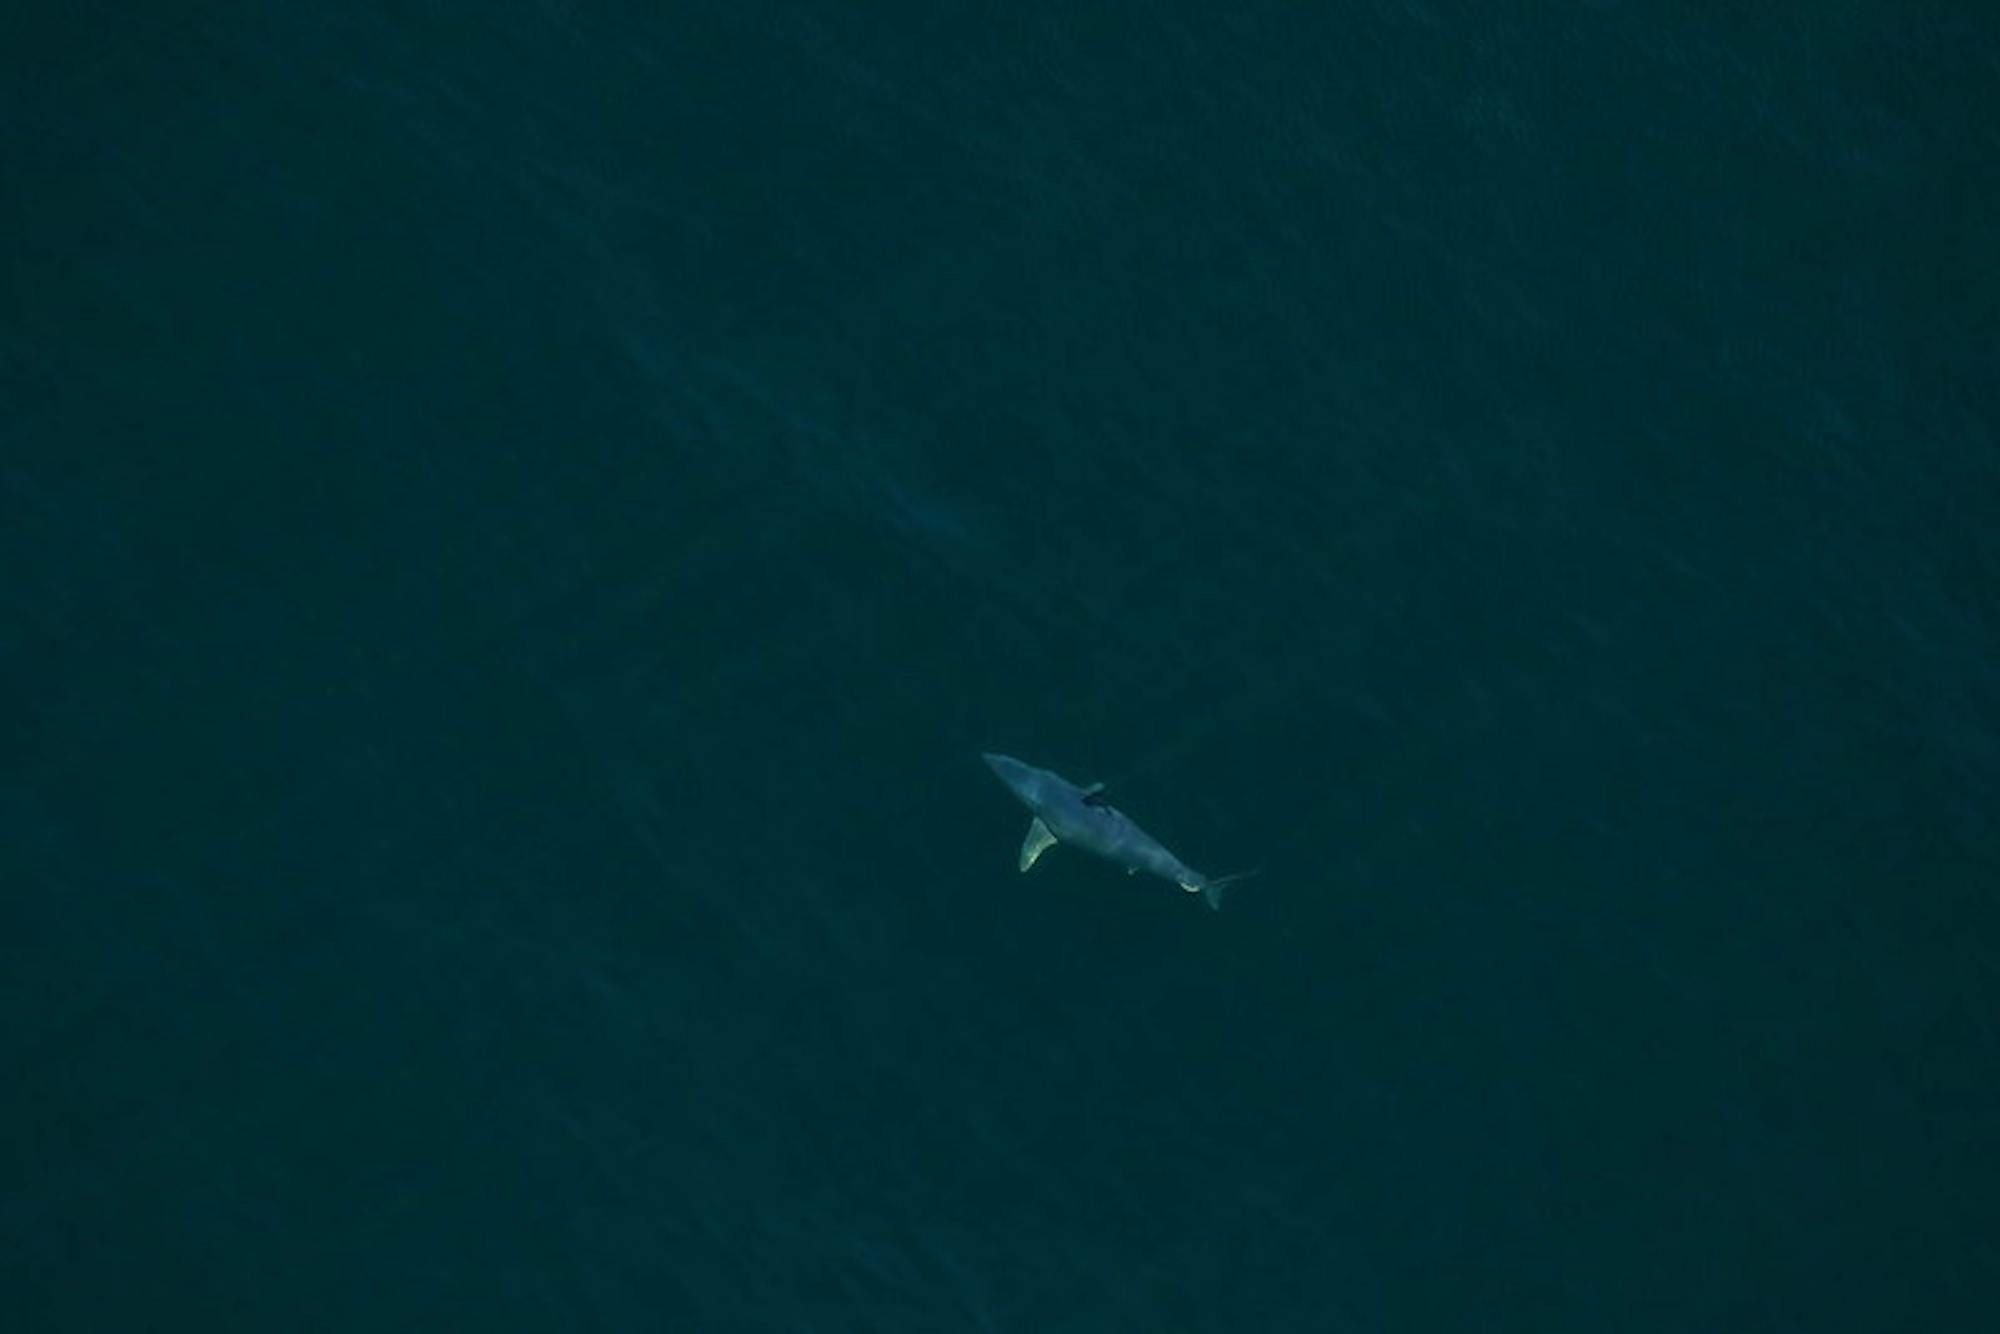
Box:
6, 4, 1997, 1329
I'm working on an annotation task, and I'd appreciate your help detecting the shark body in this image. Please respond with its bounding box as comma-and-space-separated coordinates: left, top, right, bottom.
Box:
980, 752, 1249, 910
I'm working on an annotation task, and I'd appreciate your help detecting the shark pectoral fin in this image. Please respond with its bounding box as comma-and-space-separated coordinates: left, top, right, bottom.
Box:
1082, 782, 1105, 796
1018, 818, 1057, 872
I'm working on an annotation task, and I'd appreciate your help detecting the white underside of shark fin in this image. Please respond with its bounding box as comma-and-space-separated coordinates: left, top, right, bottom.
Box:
1018, 818, 1057, 872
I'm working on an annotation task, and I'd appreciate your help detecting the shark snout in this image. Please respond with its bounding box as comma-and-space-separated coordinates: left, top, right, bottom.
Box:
981, 752, 1037, 800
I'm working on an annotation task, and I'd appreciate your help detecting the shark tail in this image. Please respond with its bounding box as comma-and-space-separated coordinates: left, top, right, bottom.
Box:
1199, 868, 1259, 912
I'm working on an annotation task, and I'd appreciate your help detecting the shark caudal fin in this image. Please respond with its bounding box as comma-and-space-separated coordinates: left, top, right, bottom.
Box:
1198, 868, 1259, 912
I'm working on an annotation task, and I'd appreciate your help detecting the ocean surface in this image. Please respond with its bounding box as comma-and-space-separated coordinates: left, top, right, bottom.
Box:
5, 3, 1997, 1329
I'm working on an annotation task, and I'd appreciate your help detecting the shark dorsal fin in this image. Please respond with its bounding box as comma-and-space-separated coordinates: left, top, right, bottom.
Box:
1018, 818, 1057, 872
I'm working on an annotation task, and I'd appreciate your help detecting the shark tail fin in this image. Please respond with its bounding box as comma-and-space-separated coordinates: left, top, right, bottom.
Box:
1200, 868, 1260, 912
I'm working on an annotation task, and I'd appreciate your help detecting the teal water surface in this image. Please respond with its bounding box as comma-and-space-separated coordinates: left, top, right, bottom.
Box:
5, 3, 1997, 1330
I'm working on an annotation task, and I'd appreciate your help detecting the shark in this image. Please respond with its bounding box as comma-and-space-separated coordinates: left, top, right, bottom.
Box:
981, 752, 1254, 910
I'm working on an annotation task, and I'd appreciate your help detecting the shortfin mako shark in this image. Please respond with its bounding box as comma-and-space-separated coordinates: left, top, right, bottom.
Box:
981, 752, 1255, 910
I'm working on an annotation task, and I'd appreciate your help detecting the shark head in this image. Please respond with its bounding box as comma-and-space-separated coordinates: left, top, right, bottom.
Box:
981, 752, 1044, 805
